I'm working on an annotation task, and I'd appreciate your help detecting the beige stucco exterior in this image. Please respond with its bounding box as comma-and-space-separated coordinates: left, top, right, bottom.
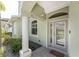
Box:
68, 2, 79, 56
28, 17, 47, 47
11, 16, 22, 38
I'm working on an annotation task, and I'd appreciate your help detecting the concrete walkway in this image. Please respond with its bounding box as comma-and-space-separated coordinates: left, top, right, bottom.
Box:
32, 47, 55, 57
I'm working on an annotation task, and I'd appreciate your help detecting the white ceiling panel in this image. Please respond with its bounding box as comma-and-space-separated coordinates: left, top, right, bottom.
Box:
38, 1, 70, 13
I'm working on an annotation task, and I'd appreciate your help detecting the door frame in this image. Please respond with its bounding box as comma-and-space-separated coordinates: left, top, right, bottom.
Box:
49, 17, 68, 52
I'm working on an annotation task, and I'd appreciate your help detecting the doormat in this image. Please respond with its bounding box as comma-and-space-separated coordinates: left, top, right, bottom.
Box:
50, 49, 64, 57
29, 41, 41, 51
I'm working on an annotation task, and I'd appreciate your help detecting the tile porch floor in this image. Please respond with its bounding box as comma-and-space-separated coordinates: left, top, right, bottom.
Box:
4, 41, 64, 57
32, 47, 55, 57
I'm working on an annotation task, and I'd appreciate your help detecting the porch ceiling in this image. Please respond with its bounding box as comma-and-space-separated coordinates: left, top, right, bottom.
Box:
38, 1, 70, 13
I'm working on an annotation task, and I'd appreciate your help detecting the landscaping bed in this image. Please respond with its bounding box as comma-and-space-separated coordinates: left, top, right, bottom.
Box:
10, 38, 41, 55
11, 38, 22, 55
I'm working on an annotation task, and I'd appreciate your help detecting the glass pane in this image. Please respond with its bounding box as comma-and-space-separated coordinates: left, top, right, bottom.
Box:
50, 23, 52, 43
31, 20, 37, 35
55, 21, 65, 46
32, 24, 37, 28
32, 28, 37, 35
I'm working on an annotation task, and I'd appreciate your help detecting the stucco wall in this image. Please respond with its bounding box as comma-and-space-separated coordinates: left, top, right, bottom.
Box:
12, 18, 22, 38
28, 7, 69, 48
21, 1, 36, 17
28, 17, 47, 47
68, 2, 79, 56
28, 2, 47, 47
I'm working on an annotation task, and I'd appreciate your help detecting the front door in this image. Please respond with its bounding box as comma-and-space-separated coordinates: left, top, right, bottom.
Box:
53, 20, 67, 51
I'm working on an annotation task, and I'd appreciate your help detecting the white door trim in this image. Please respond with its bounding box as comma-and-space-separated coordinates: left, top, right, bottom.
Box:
49, 17, 68, 52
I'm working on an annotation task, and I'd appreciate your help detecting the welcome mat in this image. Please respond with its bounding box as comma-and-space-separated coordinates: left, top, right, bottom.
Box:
50, 49, 64, 57
29, 41, 41, 51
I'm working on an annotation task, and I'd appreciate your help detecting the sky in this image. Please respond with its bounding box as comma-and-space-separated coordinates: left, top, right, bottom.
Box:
0, 0, 18, 19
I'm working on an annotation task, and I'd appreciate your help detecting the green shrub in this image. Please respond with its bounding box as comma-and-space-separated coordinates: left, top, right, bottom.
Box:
3, 35, 11, 45
11, 38, 22, 54
5, 32, 12, 36
2, 32, 12, 45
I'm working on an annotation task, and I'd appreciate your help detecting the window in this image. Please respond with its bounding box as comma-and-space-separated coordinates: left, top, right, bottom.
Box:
31, 20, 37, 35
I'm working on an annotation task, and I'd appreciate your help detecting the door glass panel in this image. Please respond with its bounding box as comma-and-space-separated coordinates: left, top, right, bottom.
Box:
55, 21, 65, 46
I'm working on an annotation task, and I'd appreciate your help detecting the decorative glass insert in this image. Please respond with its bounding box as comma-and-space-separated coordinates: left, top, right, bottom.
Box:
50, 23, 52, 43
55, 21, 65, 46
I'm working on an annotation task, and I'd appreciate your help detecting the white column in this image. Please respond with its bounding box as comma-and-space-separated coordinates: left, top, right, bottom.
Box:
22, 16, 29, 51
19, 16, 32, 57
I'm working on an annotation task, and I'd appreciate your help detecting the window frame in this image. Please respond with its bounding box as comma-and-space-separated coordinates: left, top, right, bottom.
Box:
31, 19, 38, 37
